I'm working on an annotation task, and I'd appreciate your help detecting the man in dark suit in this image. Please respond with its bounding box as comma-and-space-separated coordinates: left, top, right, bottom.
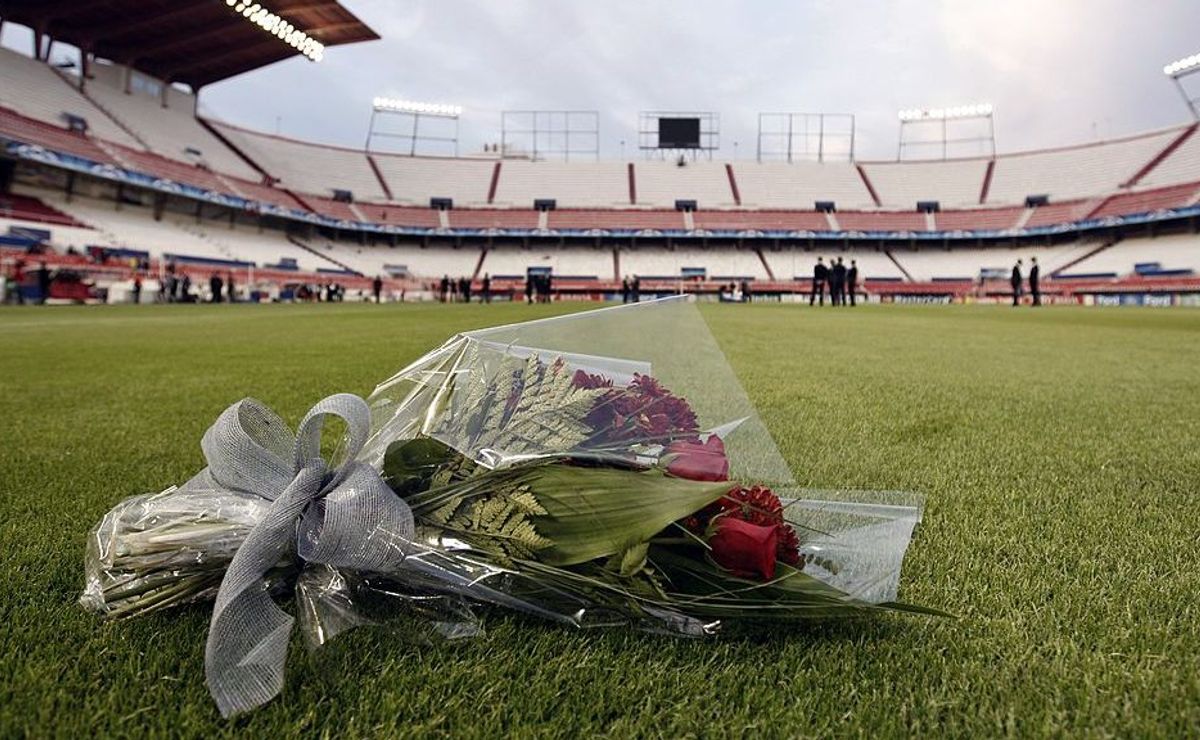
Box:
209, 273, 223, 303
847, 259, 859, 306
1011, 259, 1023, 306
831, 257, 847, 306
1029, 257, 1041, 306
810, 257, 827, 306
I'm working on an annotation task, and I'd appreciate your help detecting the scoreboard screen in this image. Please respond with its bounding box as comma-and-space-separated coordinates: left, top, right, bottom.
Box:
658, 117, 701, 149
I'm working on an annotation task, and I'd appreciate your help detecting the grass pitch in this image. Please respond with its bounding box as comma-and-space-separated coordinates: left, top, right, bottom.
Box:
1, 302, 1198, 737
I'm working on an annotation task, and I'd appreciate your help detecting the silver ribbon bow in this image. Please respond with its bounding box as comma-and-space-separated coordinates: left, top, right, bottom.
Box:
195, 394, 414, 718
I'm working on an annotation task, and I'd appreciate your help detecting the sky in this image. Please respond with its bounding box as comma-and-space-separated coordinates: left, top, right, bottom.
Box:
6, 0, 1200, 160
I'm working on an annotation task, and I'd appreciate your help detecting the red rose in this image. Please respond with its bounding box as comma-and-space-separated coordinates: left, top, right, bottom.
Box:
665, 436, 729, 481
709, 517, 779, 580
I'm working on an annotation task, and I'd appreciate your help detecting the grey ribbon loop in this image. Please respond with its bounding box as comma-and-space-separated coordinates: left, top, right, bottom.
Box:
199, 394, 415, 718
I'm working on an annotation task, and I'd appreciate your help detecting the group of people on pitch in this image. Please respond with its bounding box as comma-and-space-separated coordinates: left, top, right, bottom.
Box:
1010, 257, 1042, 306
809, 257, 859, 306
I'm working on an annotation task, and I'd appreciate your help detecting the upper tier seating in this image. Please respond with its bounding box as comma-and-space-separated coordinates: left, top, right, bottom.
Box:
209, 121, 388, 201
985, 128, 1183, 204
494, 161, 630, 207
634, 161, 737, 208
84, 63, 261, 180
370, 154, 494, 206
0, 47, 142, 150
1137, 128, 1200, 190
734, 162, 876, 210
863, 158, 989, 209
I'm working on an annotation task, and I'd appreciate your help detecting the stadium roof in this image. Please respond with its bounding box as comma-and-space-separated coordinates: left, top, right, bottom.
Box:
0, 0, 379, 89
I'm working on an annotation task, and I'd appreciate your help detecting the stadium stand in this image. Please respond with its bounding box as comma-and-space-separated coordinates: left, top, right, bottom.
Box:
4, 42, 1200, 304
768, 249, 906, 282
493, 161, 630, 207
1063, 233, 1200, 277
619, 246, 768, 280
369, 154, 495, 206
482, 245, 614, 279
0, 47, 143, 150
863, 158, 990, 209
692, 210, 830, 231
208, 121, 388, 201
932, 206, 1023, 231
21, 188, 338, 272
547, 209, 686, 230
1089, 182, 1200, 219
448, 209, 540, 230
985, 127, 1184, 204
0, 192, 89, 227
299, 238, 483, 279
633, 161, 737, 208
1135, 127, 1200, 190
733, 162, 876, 210
83, 62, 261, 181
889, 243, 1105, 282
835, 210, 929, 232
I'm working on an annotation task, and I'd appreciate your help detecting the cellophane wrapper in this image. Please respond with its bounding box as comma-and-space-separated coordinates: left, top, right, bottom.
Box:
84, 296, 926, 648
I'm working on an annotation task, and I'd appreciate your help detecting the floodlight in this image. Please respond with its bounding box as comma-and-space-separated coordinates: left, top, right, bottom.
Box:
225, 0, 324, 61
898, 103, 993, 122
372, 97, 462, 117
1164, 53, 1200, 76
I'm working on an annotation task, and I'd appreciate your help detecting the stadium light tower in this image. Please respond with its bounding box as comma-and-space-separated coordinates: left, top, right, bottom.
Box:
1163, 53, 1200, 120
367, 97, 462, 156
896, 103, 996, 161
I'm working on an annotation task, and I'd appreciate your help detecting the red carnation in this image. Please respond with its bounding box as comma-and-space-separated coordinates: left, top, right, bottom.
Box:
579, 372, 699, 446
681, 483, 803, 572
709, 517, 779, 580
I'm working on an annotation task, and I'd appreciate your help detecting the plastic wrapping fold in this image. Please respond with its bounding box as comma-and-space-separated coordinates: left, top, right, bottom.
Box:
82, 296, 936, 716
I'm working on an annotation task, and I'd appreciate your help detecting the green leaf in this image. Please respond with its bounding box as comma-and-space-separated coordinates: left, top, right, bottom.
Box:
521, 465, 734, 566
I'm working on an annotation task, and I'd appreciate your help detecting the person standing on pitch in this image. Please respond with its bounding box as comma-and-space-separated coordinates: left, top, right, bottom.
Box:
1011, 259, 1023, 306
481, 273, 491, 304
847, 259, 859, 306
621, 276, 631, 304
226, 271, 236, 303
831, 257, 847, 306
810, 257, 827, 306
372, 275, 383, 304
209, 272, 223, 303
1029, 257, 1041, 306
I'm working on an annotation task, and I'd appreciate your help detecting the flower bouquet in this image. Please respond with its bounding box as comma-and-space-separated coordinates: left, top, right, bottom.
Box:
83, 297, 940, 717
